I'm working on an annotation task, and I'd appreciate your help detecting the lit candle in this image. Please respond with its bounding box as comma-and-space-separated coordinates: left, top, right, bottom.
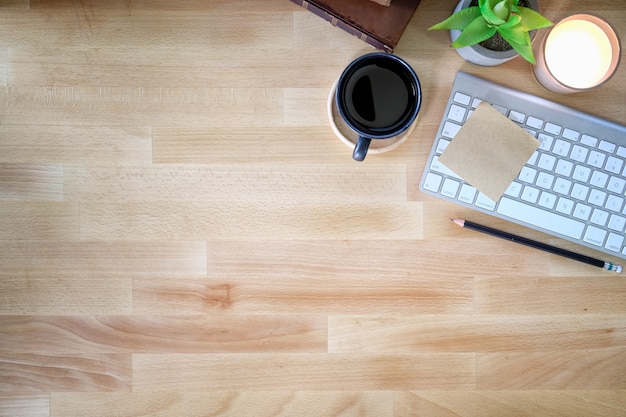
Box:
533, 14, 621, 94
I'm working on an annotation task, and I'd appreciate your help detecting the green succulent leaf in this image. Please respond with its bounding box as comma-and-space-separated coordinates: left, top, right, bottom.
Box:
498, 22, 527, 45
517, 6, 554, 31
428, 6, 481, 30
500, 29, 536, 63
493, 0, 512, 21
499, 12, 522, 30
479, 0, 507, 26
451, 15, 497, 48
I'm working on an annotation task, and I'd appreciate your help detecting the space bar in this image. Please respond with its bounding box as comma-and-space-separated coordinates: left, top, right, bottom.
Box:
496, 197, 585, 240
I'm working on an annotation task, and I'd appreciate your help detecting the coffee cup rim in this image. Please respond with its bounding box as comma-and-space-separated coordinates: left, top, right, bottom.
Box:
335, 52, 422, 139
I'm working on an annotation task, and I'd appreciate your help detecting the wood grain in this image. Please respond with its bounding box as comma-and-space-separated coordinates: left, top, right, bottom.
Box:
1, 0, 625, 415
395, 391, 626, 417
52, 391, 393, 417
132, 353, 476, 391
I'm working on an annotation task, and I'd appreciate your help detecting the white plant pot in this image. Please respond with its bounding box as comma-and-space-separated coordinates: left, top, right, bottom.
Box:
450, 0, 540, 66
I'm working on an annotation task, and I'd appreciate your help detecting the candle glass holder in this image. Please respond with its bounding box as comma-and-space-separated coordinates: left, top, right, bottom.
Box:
532, 14, 621, 94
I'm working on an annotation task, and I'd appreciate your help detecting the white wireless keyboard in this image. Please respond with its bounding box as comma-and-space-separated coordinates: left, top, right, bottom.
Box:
419, 71, 626, 260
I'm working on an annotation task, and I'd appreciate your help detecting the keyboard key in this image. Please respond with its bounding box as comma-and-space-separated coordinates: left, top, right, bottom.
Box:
453, 92, 471, 105
573, 165, 591, 182
526, 116, 544, 130
608, 214, 626, 232
580, 134, 598, 147
509, 110, 525, 123
553, 139, 571, 157
590, 171, 609, 188
562, 128, 580, 141
606, 156, 624, 174
537, 154, 556, 171
583, 226, 606, 247
618, 146, 626, 158
590, 208, 609, 226
573, 203, 592, 220
545, 122, 562, 135
607, 176, 625, 194
442, 121, 462, 139
606, 195, 624, 213
555, 159, 573, 176
556, 197, 575, 215
553, 177, 572, 195
504, 181, 522, 198
436, 138, 451, 154
448, 104, 467, 123
422, 172, 442, 192
599, 140, 616, 153
538, 191, 557, 209
458, 184, 477, 204
571, 183, 589, 201
441, 178, 461, 198
497, 197, 585, 239
537, 133, 554, 151
536, 172, 554, 189
589, 189, 607, 206
570, 145, 588, 163
606, 233, 624, 253
519, 166, 537, 183
521, 186, 540, 203
476, 193, 496, 211
587, 150, 606, 168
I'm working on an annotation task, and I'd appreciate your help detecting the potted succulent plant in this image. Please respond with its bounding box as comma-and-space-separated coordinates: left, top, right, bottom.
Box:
429, 0, 553, 66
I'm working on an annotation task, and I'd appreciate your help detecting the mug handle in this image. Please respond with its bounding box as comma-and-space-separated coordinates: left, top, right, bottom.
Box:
352, 136, 371, 162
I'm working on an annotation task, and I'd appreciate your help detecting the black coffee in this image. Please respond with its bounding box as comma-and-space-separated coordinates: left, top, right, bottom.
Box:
343, 63, 411, 130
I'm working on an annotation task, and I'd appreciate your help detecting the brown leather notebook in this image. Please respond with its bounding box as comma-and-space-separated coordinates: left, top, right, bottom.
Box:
291, 0, 422, 53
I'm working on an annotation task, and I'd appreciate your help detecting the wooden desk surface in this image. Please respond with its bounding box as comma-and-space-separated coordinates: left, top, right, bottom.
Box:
1, 1, 625, 415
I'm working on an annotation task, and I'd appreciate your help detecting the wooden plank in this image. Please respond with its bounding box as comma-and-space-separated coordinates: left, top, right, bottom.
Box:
79, 202, 423, 240
0, 240, 206, 279
203, 239, 547, 279
0, 125, 152, 164
0, 48, 6, 86
133, 275, 474, 315
51, 391, 393, 417
0, 164, 63, 201
0, 353, 131, 394
63, 164, 408, 203
153, 127, 354, 164
10, 48, 348, 89
0, 10, 295, 51
3, 87, 283, 127
0, 276, 131, 315
0, 396, 49, 417
0, 315, 327, 354
328, 315, 626, 353
133, 353, 476, 391
0, 0, 29, 8
0, 202, 78, 240
475, 276, 626, 314
477, 349, 626, 390
394, 391, 626, 417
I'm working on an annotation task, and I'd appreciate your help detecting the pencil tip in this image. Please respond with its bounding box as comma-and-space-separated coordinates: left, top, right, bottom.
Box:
451, 219, 464, 227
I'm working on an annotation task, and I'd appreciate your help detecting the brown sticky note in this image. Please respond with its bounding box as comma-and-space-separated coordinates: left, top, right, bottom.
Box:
438, 102, 540, 202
